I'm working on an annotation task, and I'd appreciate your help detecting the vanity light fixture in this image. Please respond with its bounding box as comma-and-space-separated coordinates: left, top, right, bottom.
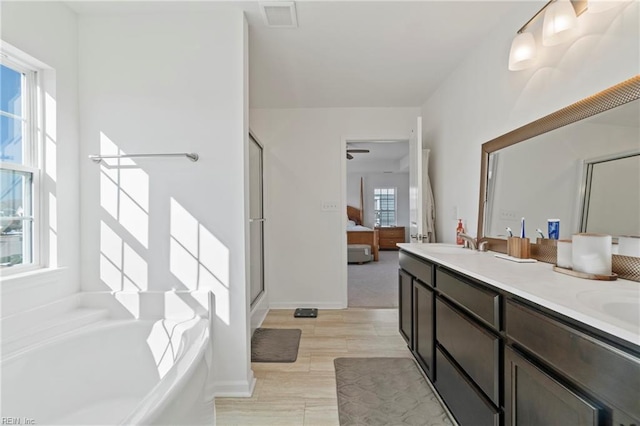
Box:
508, 0, 587, 70
542, 0, 579, 45
508, 32, 537, 71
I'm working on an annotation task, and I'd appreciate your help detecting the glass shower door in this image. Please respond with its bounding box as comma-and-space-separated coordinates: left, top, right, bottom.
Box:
249, 134, 265, 307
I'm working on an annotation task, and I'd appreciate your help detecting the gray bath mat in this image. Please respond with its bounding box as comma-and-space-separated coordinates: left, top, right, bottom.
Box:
251, 328, 302, 363
334, 357, 454, 426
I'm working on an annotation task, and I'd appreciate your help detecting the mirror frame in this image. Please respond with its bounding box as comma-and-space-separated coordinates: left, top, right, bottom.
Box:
477, 75, 640, 254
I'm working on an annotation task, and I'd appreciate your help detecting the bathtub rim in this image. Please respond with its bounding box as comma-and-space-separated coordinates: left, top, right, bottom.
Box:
2, 316, 212, 424
120, 317, 212, 425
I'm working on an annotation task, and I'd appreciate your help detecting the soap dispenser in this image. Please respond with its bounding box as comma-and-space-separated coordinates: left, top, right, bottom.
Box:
456, 219, 465, 245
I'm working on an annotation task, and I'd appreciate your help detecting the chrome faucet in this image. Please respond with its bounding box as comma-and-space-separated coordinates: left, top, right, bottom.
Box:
457, 232, 477, 250
458, 233, 489, 251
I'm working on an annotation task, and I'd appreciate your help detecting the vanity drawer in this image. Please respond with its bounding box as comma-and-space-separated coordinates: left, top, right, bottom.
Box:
506, 300, 640, 420
436, 268, 500, 329
437, 297, 500, 405
399, 251, 433, 286
435, 346, 500, 426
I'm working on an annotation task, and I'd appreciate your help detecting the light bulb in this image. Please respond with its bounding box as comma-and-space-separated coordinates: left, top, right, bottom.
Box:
509, 32, 537, 71
543, 0, 579, 46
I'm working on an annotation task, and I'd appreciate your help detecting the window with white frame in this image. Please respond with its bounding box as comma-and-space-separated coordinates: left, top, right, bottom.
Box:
1, 56, 39, 269
374, 188, 396, 227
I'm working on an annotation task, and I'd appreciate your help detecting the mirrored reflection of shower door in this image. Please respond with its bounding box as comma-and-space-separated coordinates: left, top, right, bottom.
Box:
249, 134, 265, 307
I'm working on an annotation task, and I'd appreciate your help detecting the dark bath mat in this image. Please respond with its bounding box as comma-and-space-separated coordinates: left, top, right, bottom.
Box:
334, 357, 454, 426
251, 328, 302, 363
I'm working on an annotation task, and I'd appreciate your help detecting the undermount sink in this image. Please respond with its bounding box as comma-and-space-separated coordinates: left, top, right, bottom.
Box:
576, 290, 640, 327
422, 244, 479, 255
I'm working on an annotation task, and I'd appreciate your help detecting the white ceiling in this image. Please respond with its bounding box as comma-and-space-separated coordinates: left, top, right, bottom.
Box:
347, 141, 409, 173
248, 1, 524, 108
65, 1, 535, 109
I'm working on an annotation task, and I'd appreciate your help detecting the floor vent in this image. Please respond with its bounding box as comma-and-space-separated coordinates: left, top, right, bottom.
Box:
260, 1, 298, 28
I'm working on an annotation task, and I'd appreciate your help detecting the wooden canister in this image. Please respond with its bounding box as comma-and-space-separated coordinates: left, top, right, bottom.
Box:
508, 237, 531, 259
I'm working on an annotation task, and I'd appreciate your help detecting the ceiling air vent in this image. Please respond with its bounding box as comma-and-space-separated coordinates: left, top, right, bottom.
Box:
259, 1, 298, 28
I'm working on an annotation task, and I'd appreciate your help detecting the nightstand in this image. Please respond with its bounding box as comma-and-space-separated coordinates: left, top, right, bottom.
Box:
376, 226, 406, 250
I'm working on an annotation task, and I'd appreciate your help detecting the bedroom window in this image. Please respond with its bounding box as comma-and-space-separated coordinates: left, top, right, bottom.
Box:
0, 57, 39, 270
374, 188, 396, 227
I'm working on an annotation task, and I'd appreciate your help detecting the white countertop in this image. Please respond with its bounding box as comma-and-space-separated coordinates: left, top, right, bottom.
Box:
398, 243, 640, 347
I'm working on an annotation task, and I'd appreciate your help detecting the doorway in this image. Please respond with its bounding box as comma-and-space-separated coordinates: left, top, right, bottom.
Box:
346, 140, 409, 308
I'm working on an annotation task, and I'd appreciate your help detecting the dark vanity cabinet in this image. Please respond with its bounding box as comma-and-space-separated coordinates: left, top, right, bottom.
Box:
504, 346, 600, 426
413, 280, 435, 380
398, 269, 413, 345
398, 249, 640, 426
399, 251, 435, 380
505, 300, 640, 426
434, 269, 501, 426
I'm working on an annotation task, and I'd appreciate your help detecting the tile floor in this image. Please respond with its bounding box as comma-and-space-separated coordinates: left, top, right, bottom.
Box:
214, 308, 413, 425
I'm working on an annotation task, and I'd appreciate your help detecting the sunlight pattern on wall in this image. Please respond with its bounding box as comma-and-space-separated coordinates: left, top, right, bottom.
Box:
99, 133, 149, 248
169, 198, 230, 325
94, 134, 216, 327
100, 221, 148, 292
48, 193, 57, 267
43, 89, 58, 267
44, 92, 57, 182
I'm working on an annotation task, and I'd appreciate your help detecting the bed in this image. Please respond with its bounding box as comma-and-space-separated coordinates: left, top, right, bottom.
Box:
347, 205, 379, 262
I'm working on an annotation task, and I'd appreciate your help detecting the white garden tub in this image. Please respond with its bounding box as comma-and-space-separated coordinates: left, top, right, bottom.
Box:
1, 317, 214, 425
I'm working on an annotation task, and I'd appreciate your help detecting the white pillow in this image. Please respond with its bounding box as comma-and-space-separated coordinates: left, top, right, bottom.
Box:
347, 220, 357, 228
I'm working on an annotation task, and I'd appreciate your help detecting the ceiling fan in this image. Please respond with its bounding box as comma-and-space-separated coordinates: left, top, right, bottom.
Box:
346, 148, 370, 160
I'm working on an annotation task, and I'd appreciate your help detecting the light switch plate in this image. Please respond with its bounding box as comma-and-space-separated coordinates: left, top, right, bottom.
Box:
321, 201, 339, 211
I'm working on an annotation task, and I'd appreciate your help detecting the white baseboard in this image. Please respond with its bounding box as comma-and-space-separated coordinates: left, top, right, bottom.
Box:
213, 374, 257, 397
267, 301, 347, 309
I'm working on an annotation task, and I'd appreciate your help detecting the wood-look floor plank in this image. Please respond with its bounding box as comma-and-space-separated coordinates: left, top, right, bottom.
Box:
303, 399, 340, 426
341, 308, 398, 324
345, 335, 407, 351
216, 308, 410, 424
374, 324, 402, 336
256, 372, 338, 401
298, 336, 349, 355
312, 323, 377, 337
251, 355, 311, 378
215, 400, 306, 425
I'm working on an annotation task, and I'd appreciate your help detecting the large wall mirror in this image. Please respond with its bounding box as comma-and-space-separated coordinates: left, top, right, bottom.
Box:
478, 76, 640, 253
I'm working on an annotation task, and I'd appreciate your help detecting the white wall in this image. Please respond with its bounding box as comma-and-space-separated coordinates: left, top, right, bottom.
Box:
77, 10, 253, 396
249, 108, 419, 308
0, 2, 80, 315
347, 172, 410, 241
421, 2, 640, 243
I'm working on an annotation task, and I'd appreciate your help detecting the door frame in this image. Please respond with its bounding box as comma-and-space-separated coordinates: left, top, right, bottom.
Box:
340, 135, 411, 307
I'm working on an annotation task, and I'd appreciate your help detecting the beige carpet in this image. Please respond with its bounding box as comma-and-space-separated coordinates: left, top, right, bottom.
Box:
348, 250, 398, 308
334, 357, 453, 426
251, 328, 301, 362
